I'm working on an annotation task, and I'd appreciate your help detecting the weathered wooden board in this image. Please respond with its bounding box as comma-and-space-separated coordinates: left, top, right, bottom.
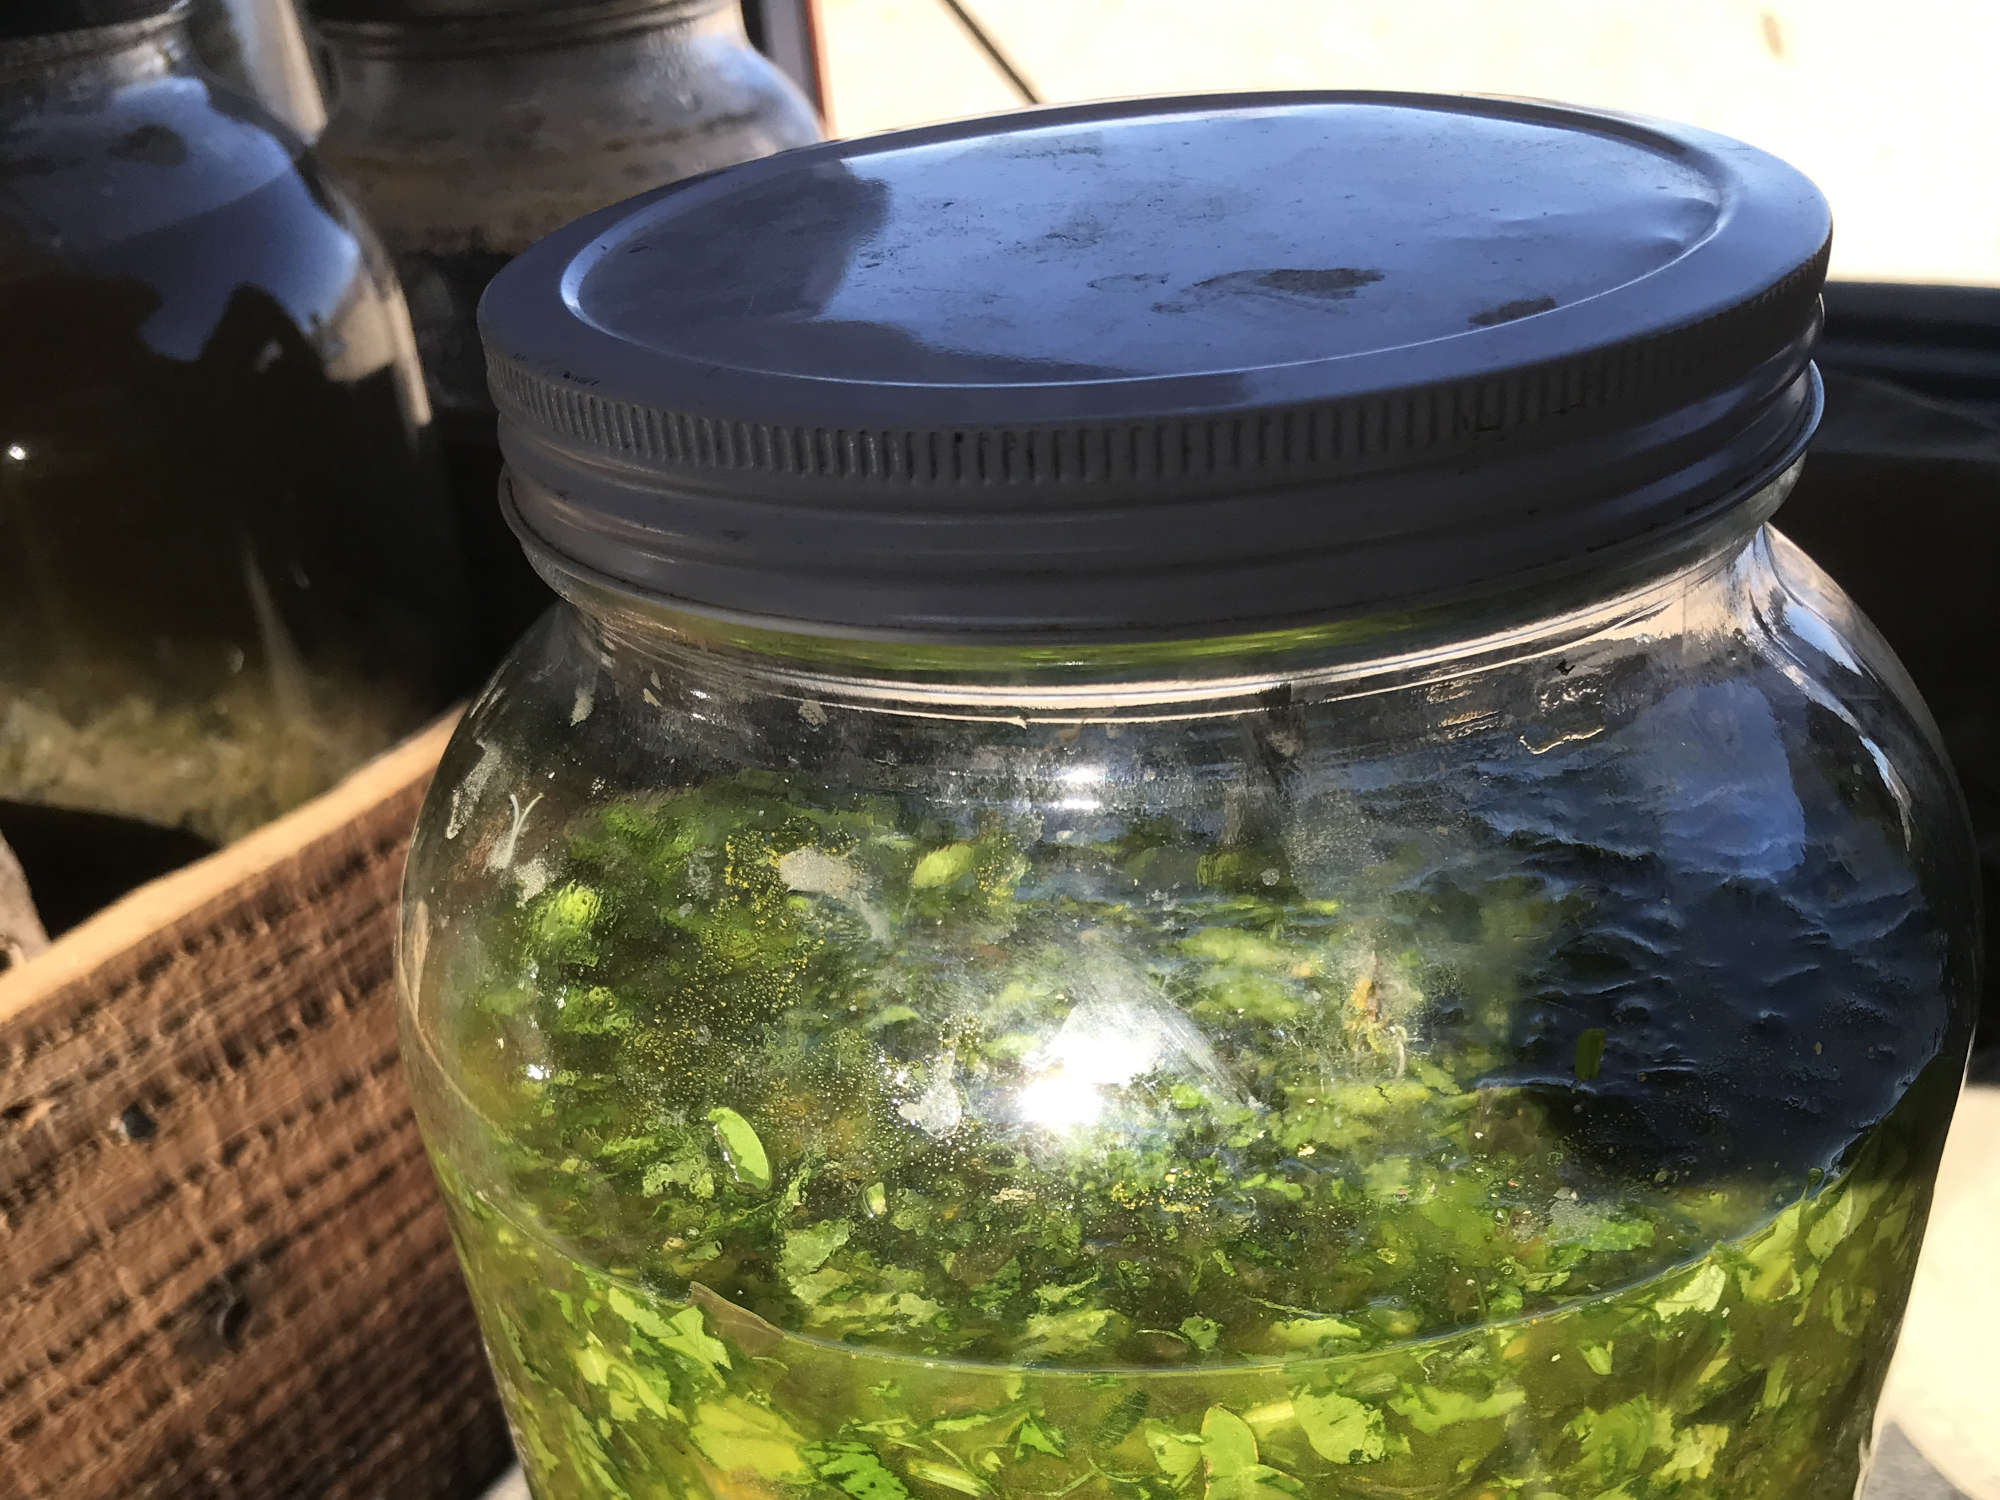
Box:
0, 717, 509, 1500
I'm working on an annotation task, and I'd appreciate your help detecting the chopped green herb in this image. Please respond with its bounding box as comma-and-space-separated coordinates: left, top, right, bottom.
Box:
811, 1442, 916, 1500
1291, 1389, 1386, 1464
1573, 1027, 1607, 1082
420, 779, 1941, 1500
706, 1107, 771, 1192
1179, 1315, 1222, 1353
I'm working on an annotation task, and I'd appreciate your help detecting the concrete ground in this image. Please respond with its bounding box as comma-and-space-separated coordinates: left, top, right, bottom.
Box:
816, 0, 2000, 288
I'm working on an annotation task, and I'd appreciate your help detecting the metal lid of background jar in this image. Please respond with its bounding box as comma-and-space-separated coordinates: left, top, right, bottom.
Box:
480, 92, 1832, 642
306, 0, 721, 28
0, 0, 178, 40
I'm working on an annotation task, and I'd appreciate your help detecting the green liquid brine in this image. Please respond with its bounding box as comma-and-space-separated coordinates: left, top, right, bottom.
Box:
407, 768, 1956, 1500
439, 1143, 1918, 1500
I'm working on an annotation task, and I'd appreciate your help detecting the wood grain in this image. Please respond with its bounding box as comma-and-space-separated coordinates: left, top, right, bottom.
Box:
0, 716, 510, 1500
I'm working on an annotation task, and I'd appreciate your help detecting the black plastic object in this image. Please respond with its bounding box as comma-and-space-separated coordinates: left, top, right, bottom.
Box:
481, 92, 1832, 641
0, 0, 175, 36
1782, 284, 2000, 1050
1818, 281, 2000, 423
0, 802, 216, 936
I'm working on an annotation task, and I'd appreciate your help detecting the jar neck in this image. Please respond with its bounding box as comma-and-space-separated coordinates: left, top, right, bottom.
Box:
556, 465, 1800, 712
0, 7, 188, 90
317, 0, 741, 60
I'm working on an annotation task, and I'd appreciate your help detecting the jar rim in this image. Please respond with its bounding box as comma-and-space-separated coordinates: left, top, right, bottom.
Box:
533, 462, 1802, 707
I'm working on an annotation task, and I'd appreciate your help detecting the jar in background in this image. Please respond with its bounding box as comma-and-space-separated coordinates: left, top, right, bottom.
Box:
403, 97, 1981, 1500
311, 0, 822, 654
0, 0, 473, 922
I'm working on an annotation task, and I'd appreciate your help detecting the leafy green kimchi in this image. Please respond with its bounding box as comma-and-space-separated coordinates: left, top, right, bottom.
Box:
404, 636, 1971, 1500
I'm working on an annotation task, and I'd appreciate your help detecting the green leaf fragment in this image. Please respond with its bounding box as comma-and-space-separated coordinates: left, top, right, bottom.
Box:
1292, 1389, 1387, 1464
476, 983, 535, 1018
640, 1146, 715, 1201
927, 1409, 1016, 1435
1199, 1408, 1260, 1477
1032, 1274, 1098, 1308
1742, 1202, 1805, 1299
1654, 1262, 1728, 1320
1573, 1027, 1607, 1081
782, 1218, 854, 1278
1242, 1402, 1298, 1434
601, 1357, 675, 1423
1387, 1384, 1526, 1435
1807, 1181, 1865, 1260
1761, 1355, 1793, 1410
1830, 1282, 1876, 1335
1210, 1466, 1304, 1500
1362, 1156, 1412, 1198
572, 1340, 612, 1387
1582, 1343, 1616, 1376
1021, 1306, 1116, 1356
904, 1458, 989, 1495
1094, 1389, 1152, 1448
810, 1442, 916, 1500
1655, 1422, 1731, 1482
1178, 928, 1299, 970
658, 1305, 733, 1377
1179, 1315, 1222, 1352
1551, 1199, 1658, 1253
1568, 1397, 1668, 1482
1147, 1423, 1205, 1485
1269, 1315, 1363, 1350
610, 1290, 732, 1379
532, 881, 602, 955
1197, 1420, 1306, 1500
690, 1396, 809, 1480
552, 984, 630, 1035
911, 843, 980, 889
706, 1106, 771, 1191
1584, 1218, 1655, 1253
1014, 1414, 1067, 1459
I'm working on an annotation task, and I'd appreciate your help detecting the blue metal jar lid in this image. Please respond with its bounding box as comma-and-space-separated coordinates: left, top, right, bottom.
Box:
480, 92, 1830, 640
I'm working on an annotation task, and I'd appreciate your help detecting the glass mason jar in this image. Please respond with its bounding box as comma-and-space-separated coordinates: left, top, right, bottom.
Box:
312, 0, 823, 654
0, 0, 472, 914
401, 98, 1983, 1500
